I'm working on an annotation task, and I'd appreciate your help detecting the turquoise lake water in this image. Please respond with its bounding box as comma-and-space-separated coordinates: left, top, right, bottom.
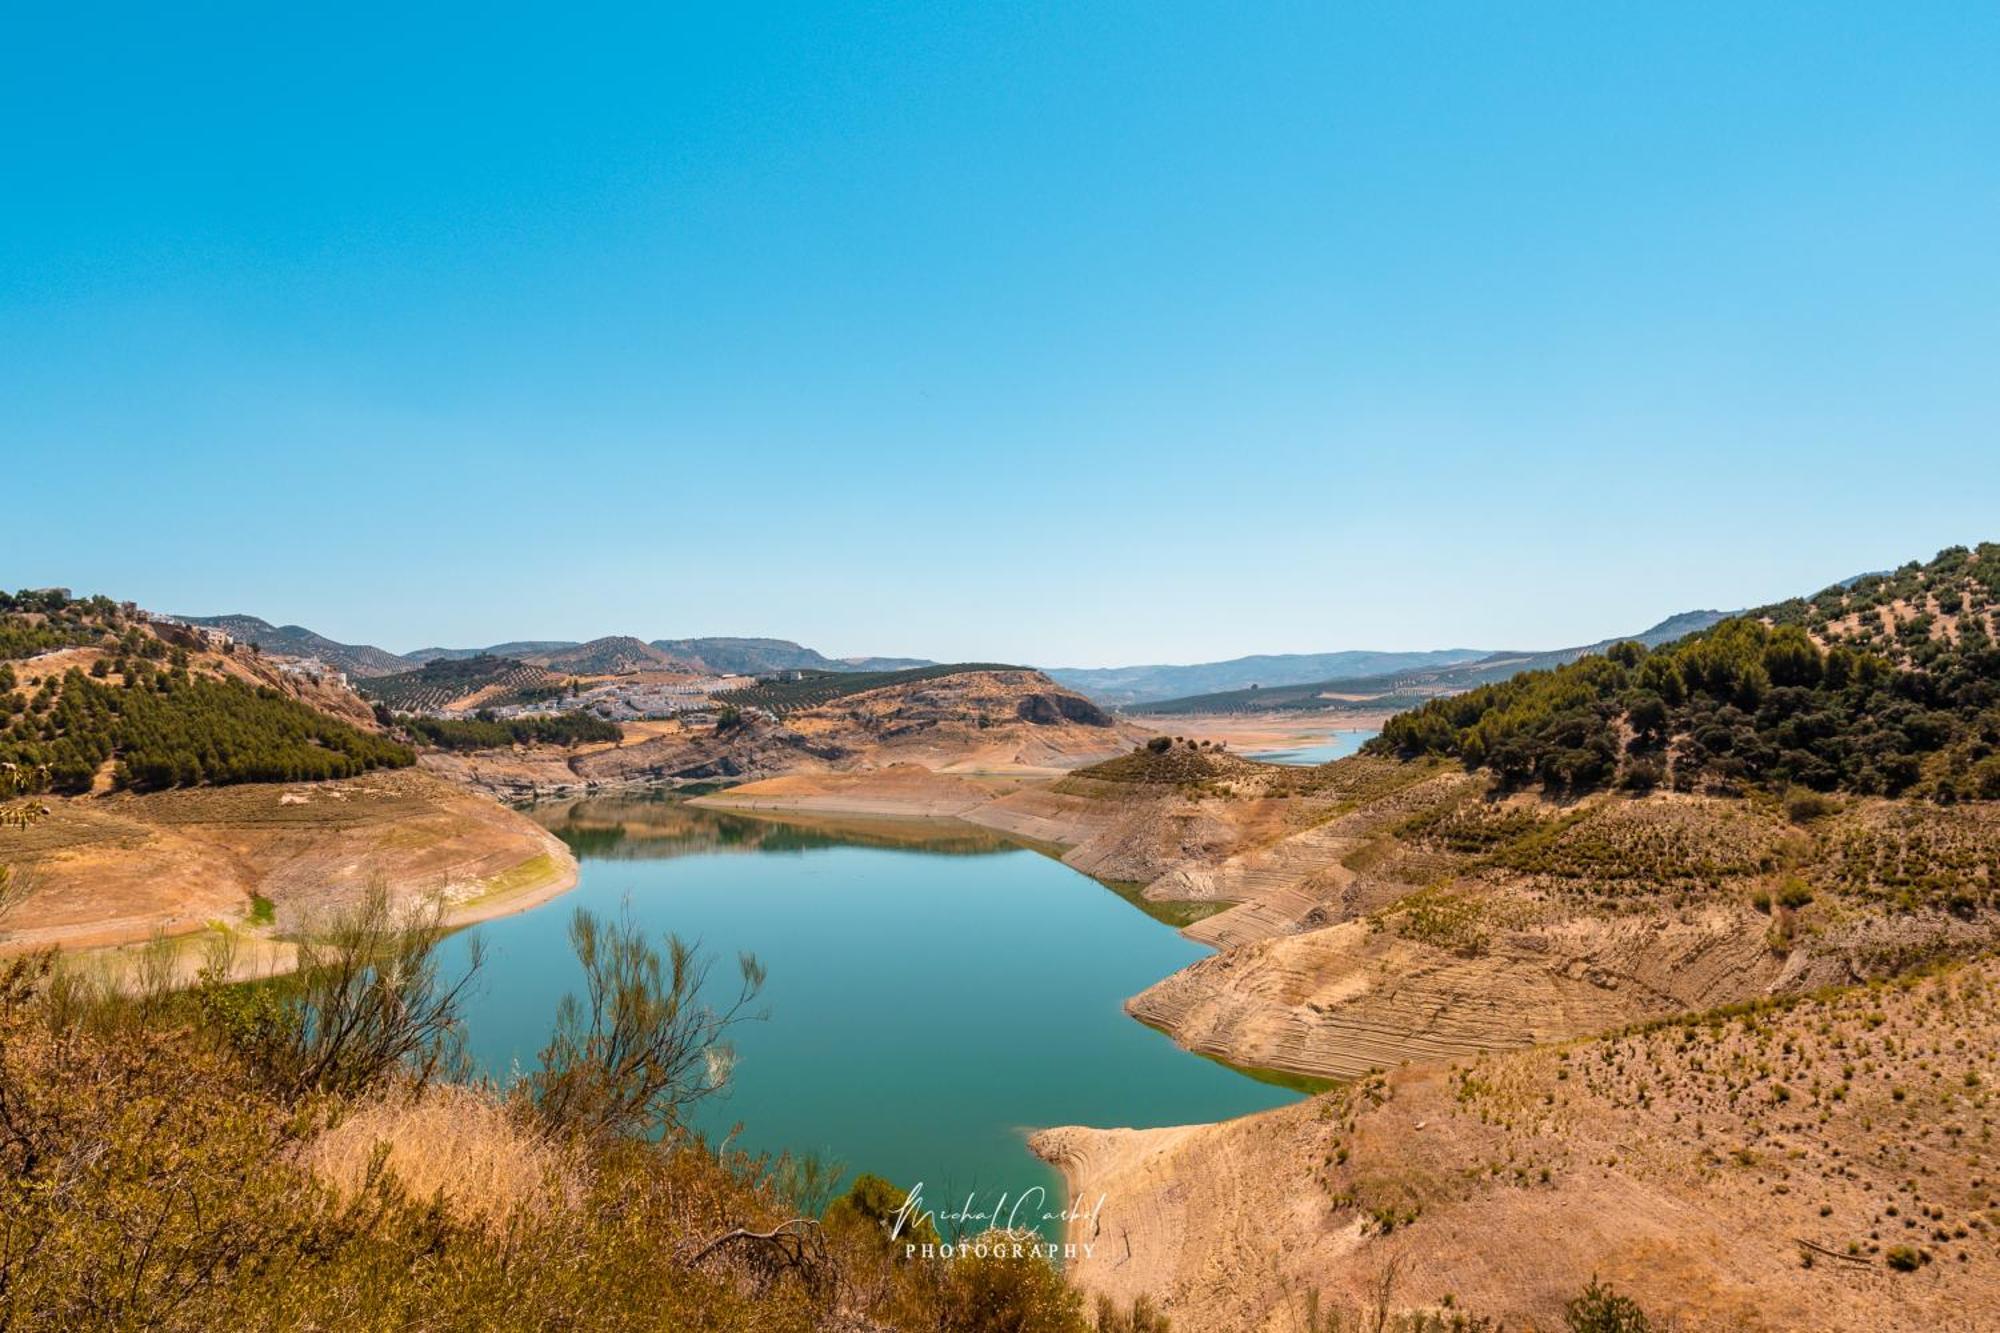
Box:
446, 797, 1297, 1235
1245, 727, 1377, 766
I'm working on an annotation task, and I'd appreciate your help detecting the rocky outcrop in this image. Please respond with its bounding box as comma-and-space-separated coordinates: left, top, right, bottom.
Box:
1014, 692, 1113, 727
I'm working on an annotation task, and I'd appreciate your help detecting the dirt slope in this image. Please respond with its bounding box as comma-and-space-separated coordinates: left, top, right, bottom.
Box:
0, 768, 574, 954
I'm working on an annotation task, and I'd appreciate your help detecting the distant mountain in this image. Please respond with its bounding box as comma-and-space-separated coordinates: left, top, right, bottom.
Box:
1046, 649, 1492, 706
1139, 610, 1730, 715
176, 614, 414, 678
650, 637, 931, 676
520, 637, 688, 675
401, 636, 931, 676
405, 641, 580, 665
836, 655, 936, 672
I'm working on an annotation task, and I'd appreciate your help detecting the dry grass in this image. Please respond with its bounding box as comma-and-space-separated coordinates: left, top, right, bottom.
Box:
304, 1083, 585, 1230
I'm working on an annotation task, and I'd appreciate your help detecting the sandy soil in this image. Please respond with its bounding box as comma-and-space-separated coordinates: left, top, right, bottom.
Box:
1035, 958, 2000, 1331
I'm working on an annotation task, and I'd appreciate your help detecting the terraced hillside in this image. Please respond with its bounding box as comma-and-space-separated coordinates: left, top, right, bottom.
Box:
358, 656, 565, 713
650, 636, 931, 675
1039, 957, 2000, 1331
945, 553, 2000, 1328
521, 636, 688, 674
1140, 609, 1727, 715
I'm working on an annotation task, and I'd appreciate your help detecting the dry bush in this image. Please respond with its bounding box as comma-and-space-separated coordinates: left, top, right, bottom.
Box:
528, 906, 764, 1140
196, 883, 485, 1099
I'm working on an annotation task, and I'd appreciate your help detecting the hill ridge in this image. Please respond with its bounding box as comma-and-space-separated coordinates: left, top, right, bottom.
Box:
1139, 609, 1729, 715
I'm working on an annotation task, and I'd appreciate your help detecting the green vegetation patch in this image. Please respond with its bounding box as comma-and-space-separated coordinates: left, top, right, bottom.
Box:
358, 655, 563, 712
1373, 544, 2000, 802
1377, 885, 1492, 956
1093, 876, 1235, 928
403, 712, 621, 751
1820, 802, 2000, 915
2, 666, 413, 797
473, 851, 560, 901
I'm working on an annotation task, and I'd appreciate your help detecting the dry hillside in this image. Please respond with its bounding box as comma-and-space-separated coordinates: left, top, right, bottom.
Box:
0, 769, 574, 957
1, 595, 573, 958
424, 668, 1147, 798
1037, 958, 2000, 1331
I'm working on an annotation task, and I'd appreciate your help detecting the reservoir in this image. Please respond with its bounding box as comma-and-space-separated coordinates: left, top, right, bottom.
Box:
1244, 727, 1377, 766
449, 797, 1298, 1235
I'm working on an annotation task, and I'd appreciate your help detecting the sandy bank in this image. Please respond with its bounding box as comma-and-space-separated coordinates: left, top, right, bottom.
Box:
0, 769, 580, 957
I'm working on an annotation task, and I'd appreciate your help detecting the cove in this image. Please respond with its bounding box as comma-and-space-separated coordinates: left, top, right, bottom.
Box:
446, 796, 1297, 1236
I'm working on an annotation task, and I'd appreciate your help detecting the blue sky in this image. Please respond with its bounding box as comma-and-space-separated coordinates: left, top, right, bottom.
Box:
5, 4, 1996, 667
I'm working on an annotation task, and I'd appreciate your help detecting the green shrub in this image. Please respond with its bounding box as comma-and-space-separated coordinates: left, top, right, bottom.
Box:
528, 908, 765, 1140
825, 1172, 939, 1251
198, 887, 481, 1098
1564, 1275, 1653, 1332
